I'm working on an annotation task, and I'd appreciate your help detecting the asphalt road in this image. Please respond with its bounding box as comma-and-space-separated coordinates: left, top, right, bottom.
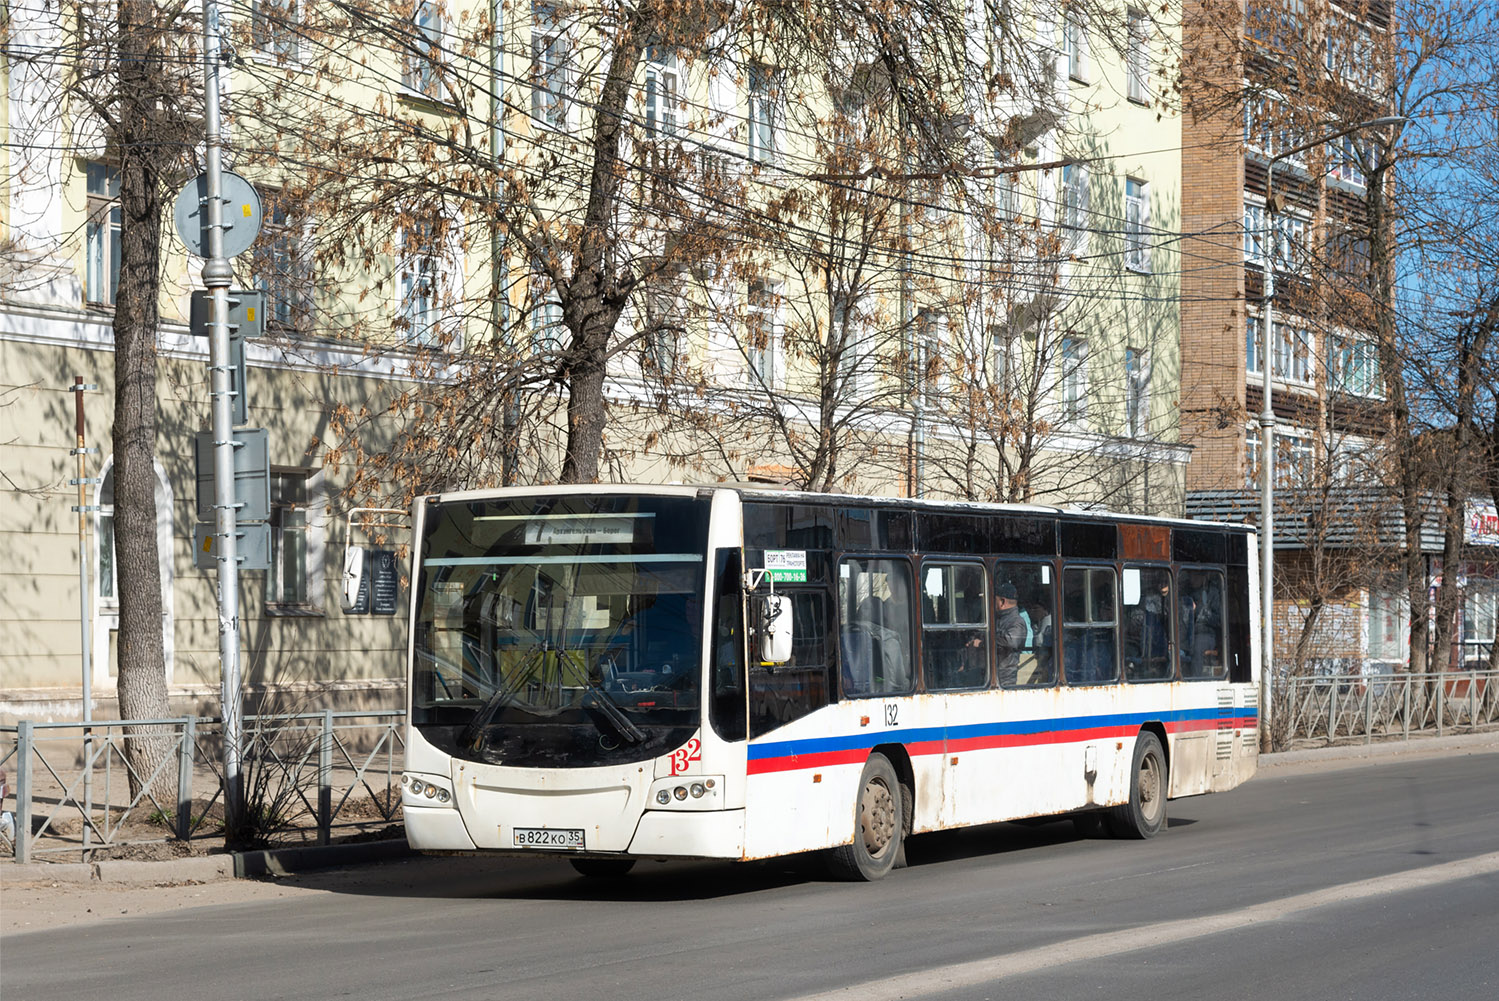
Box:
5, 750, 1498, 1001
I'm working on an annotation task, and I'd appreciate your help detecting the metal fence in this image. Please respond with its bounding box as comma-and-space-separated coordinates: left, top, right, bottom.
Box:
0, 710, 404, 863
1281, 670, 1499, 746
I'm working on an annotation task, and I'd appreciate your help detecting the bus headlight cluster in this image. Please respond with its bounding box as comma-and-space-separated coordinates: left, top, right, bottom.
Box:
402, 773, 452, 805
650, 777, 719, 809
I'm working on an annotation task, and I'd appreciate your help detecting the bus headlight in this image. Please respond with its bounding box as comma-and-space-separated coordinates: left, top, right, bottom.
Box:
402, 773, 456, 808
646, 776, 724, 811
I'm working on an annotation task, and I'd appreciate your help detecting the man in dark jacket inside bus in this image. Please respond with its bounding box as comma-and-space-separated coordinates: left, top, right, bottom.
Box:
994, 582, 1028, 687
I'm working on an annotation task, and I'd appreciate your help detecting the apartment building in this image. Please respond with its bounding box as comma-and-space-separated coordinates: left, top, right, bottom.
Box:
1179, 1, 1420, 669
2, 2, 1188, 708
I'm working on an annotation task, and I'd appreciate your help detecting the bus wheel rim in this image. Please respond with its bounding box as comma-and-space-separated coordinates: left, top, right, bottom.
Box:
861, 778, 896, 855
1140, 752, 1162, 822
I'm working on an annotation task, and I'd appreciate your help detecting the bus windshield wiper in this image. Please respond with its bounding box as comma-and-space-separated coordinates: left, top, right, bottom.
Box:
581, 681, 645, 744
460, 651, 539, 750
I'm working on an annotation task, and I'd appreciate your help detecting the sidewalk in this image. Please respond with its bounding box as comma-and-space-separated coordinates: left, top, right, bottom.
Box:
4, 729, 1496, 891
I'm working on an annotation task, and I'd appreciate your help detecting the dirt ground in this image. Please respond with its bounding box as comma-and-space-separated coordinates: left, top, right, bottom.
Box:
1, 874, 319, 935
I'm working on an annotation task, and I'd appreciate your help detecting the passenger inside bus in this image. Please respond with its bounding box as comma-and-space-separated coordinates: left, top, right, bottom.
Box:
994, 582, 1029, 687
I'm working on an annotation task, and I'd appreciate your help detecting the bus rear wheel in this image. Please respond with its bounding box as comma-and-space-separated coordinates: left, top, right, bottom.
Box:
827, 753, 903, 881
1108, 731, 1167, 839
570, 858, 636, 878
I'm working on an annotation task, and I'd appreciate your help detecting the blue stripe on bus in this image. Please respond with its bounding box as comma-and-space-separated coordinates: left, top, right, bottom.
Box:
746, 705, 1259, 761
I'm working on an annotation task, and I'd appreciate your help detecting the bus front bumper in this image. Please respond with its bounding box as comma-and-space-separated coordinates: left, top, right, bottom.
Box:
404, 804, 746, 859
628, 808, 745, 858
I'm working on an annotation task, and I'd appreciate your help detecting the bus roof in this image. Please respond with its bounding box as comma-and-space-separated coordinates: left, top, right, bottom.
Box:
423, 483, 1254, 536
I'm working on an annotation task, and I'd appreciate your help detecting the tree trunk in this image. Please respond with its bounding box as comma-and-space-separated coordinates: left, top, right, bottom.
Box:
557, 22, 647, 484
111, 0, 173, 805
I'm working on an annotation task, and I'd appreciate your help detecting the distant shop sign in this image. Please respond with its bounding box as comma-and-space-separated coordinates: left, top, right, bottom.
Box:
1468, 500, 1499, 547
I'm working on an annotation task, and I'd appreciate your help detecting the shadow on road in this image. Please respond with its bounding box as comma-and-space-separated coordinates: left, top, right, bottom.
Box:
266, 812, 1203, 903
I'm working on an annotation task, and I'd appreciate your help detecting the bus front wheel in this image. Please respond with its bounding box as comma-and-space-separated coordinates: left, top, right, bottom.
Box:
827, 753, 904, 881
1108, 731, 1167, 839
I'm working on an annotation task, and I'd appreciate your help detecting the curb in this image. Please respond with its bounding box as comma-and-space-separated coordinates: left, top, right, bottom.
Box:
0, 839, 413, 889
1260, 730, 1499, 768
234, 838, 414, 878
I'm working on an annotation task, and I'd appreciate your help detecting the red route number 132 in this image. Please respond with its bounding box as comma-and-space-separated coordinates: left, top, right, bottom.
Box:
669, 738, 702, 775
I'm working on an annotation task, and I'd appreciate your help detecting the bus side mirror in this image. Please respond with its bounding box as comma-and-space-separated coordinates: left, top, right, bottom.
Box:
758, 594, 793, 666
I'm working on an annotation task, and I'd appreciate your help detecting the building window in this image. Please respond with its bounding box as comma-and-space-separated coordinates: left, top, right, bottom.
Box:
746, 279, 781, 387
403, 1, 444, 100
644, 46, 679, 136
917, 310, 948, 408
1331, 435, 1374, 485
1062, 14, 1087, 82
1126, 9, 1149, 103
1331, 334, 1381, 397
994, 167, 1017, 222
399, 222, 442, 347
97, 466, 117, 603
1125, 346, 1150, 437
1463, 580, 1498, 647
988, 326, 1017, 391
85, 162, 121, 306
1244, 202, 1268, 266
747, 64, 778, 163
1328, 133, 1368, 189
253, 193, 310, 332
1125, 177, 1150, 272
834, 295, 873, 397
531, 3, 570, 127
1273, 320, 1313, 384
1060, 336, 1088, 423
531, 299, 564, 354
1246, 0, 1302, 53
1326, 16, 1379, 93
1244, 201, 1308, 272
251, 0, 301, 63
1245, 428, 1313, 488
398, 211, 461, 350
1060, 163, 1089, 250
1243, 94, 1305, 166
1284, 432, 1313, 485
268, 470, 311, 607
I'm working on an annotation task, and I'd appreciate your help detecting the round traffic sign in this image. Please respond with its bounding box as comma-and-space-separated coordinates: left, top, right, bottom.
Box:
173, 171, 263, 259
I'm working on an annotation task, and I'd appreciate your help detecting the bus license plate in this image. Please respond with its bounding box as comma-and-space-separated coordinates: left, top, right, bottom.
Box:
512, 827, 585, 849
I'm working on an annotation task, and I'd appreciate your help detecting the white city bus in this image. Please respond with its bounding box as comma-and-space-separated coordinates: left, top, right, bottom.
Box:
401, 485, 1259, 880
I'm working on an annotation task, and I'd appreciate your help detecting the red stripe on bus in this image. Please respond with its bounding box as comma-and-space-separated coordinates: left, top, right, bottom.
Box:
747, 717, 1260, 776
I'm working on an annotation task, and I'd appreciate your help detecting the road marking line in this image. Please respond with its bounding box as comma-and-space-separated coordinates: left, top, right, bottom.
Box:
786, 852, 1499, 1001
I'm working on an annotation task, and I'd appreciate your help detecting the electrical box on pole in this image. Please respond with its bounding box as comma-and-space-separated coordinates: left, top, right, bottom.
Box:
193, 427, 270, 523
193, 521, 272, 571
190, 290, 262, 426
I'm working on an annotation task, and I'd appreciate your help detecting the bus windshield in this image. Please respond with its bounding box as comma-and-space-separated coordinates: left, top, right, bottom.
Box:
412, 494, 710, 767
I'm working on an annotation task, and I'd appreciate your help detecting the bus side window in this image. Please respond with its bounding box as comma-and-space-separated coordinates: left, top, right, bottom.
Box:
1063, 566, 1118, 685
997, 561, 1056, 687
1123, 565, 1174, 682
1178, 568, 1227, 679
839, 558, 915, 698
922, 562, 989, 691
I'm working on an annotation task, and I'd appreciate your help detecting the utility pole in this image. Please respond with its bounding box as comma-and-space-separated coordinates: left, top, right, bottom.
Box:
69, 377, 97, 849
1258, 114, 1405, 751
200, 0, 243, 833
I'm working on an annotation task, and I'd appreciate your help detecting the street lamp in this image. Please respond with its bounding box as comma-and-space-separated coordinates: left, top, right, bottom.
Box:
1257, 114, 1405, 749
